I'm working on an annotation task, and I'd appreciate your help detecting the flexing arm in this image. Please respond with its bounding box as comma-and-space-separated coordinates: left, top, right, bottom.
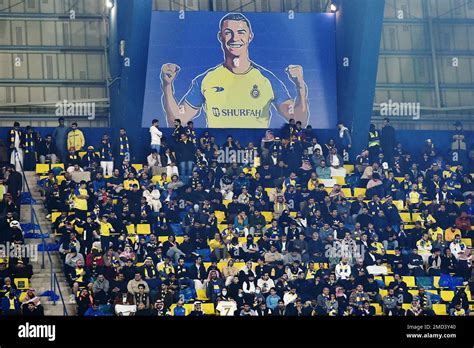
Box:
161, 63, 199, 126
277, 65, 309, 125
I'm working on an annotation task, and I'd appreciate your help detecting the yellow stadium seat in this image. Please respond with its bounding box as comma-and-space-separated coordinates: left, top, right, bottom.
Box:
353, 188, 366, 198
462, 238, 472, 247
264, 188, 275, 196
14, 278, 29, 290
56, 175, 65, 184
217, 224, 227, 232
324, 188, 332, 194
412, 213, 421, 221
223, 200, 232, 207
386, 250, 395, 255
408, 289, 418, 297
433, 276, 440, 288
136, 224, 151, 235
433, 304, 447, 315
126, 224, 136, 234
441, 290, 454, 302
202, 303, 215, 315
51, 212, 62, 223
261, 211, 273, 221
400, 213, 411, 223
395, 177, 404, 183
344, 164, 354, 173
393, 200, 405, 210
215, 211, 225, 222
384, 276, 394, 286
157, 236, 184, 244
243, 167, 256, 178
342, 188, 352, 198
289, 212, 297, 217
333, 176, 346, 186
51, 163, 64, 171
35, 163, 50, 174
196, 288, 209, 301
18, 291, 27, 303
78, 151, 86, 159
404, 276, 416, 288
379, 289, 388, 298
132, 164, 143, 172
372, 303, 382, 315
402, 303, 411, 311
152, 176, 161, 184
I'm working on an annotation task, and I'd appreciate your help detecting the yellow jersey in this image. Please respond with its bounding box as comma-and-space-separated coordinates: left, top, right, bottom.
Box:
73, 188, 88, 211
183, 63, 291, 128
100, 222, 113, 237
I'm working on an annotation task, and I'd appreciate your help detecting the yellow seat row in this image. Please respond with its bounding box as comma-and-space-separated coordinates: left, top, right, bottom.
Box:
126, 224, 151, 235
36, 163, 65, 174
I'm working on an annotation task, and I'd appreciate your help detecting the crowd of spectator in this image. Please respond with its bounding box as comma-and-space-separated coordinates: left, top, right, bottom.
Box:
1, 116, 473, 316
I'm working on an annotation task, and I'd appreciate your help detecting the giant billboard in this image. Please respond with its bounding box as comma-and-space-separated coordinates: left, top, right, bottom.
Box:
143, 11, 337, 129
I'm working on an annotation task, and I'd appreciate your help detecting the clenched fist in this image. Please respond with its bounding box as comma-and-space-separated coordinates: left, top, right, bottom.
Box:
161, 63, 180, 86
286, 65, 304, 87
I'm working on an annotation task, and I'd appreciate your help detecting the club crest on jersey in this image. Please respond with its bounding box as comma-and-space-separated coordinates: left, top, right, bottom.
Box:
250, 85, 260, 99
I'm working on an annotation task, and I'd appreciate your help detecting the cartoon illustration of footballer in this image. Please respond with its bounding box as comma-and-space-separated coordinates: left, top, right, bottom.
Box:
161, 12, 309, 128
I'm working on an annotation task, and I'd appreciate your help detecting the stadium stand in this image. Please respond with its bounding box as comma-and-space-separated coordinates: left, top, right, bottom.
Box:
2, 116, 474, 317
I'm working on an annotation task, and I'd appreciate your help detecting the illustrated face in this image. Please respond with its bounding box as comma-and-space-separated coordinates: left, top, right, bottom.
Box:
219, 19, 253, 58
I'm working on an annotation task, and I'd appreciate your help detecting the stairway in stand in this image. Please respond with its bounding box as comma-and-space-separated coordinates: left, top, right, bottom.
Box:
20, 171, 77, 316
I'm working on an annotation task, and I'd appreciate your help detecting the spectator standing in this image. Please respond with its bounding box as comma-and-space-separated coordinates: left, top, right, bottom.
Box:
22, 126, 37, 171
380, 118, 396, 164
52, 117, 68, 163
8, 122, 23, 172
175, 133, 195, 182
116, 128, 131, 166
150, 119, 163, 154
98, 134, 114, 176
368, 124, 381, 164
67, 122, 85, 152
337, 122, 352, 162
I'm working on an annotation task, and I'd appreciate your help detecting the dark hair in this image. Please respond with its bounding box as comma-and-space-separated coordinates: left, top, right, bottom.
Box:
219, 13, 252, 32
152, 119, 158, 124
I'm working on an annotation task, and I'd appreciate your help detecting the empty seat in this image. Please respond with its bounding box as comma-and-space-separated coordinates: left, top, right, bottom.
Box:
404, 276, 416, 288
333, 176, 346, 186
433, 304, 447, 315
441, 290, 455, 302
136, 224, 151, 235
35, 163, 50, 174
196, 288, 209, 301
214, 211, 225, 222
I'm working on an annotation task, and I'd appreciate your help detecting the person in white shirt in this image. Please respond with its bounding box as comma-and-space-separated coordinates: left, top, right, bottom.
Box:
257, 273, 275, 295
335, 257, 352, 280
149, 119, 163, 154
283, 287, 298, 305
450, 235, 467, 260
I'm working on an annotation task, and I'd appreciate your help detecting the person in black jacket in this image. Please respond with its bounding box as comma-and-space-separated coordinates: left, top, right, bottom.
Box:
188, 256, 206, 288
381, 118, 396, 164
38, 134, 58, 164
5, 165, 22, 217
175, 133, 195, 183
